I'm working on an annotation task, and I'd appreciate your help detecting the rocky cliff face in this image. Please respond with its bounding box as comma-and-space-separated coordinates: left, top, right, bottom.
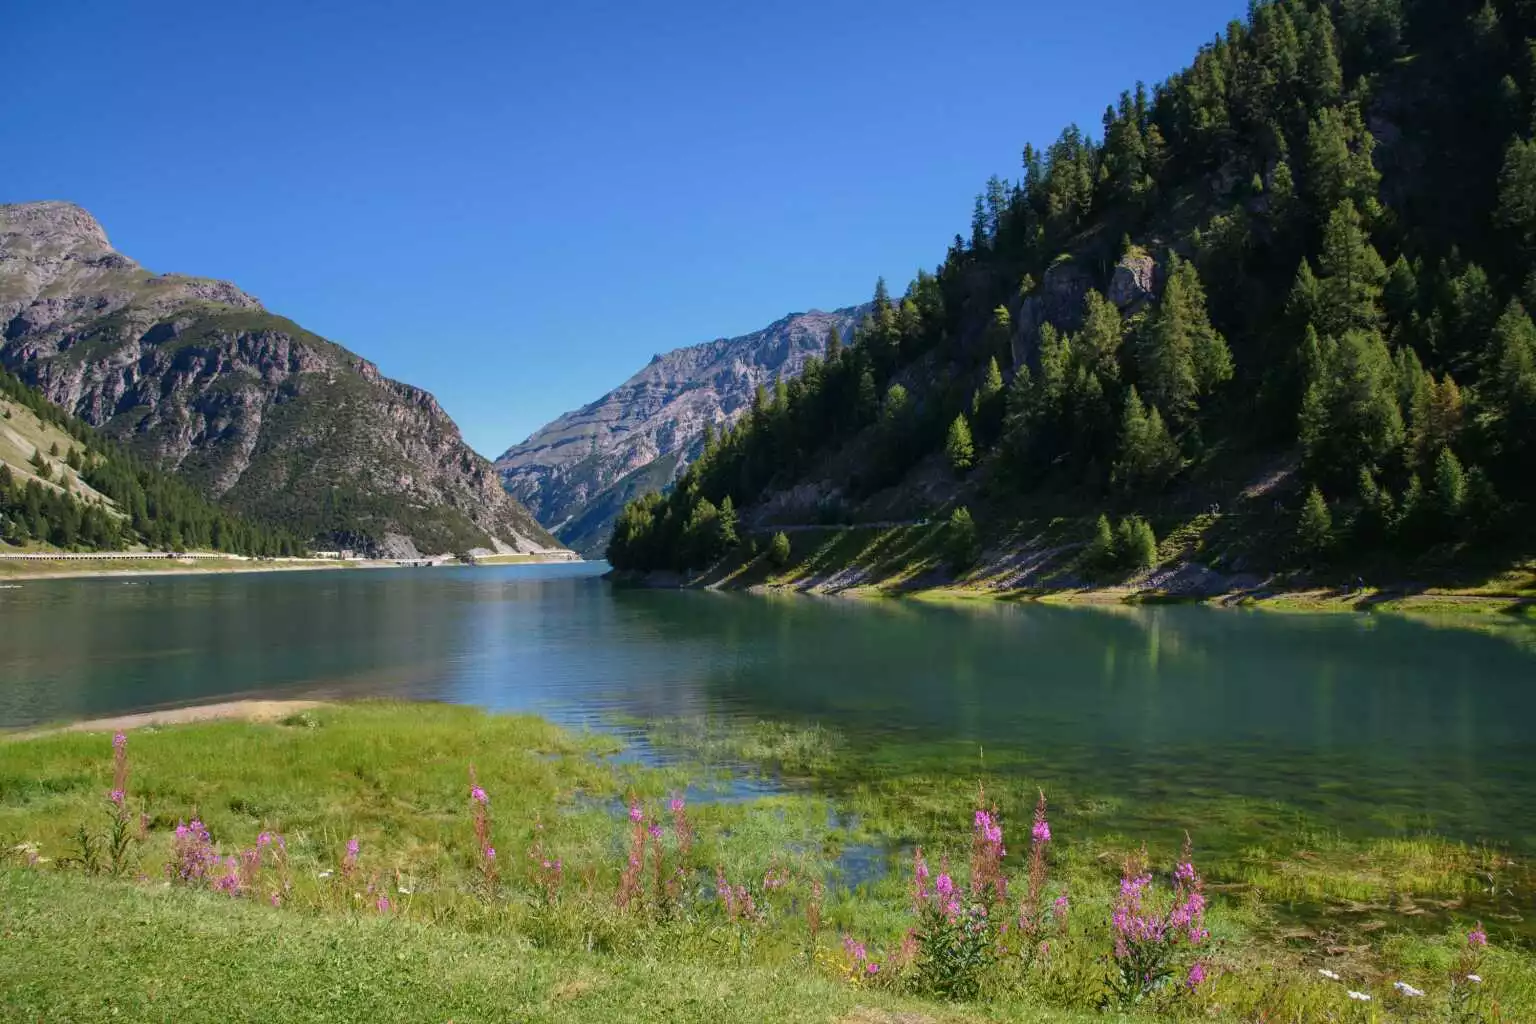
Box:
494, 305, 868, 554
0, 201, 558, 557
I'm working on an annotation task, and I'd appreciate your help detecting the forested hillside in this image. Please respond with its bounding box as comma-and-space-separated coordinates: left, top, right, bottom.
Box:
610, 0, 1536, 584
0, 369, 301, 555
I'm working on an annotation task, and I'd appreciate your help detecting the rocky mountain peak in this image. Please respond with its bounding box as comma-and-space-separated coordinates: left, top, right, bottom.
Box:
0, 201, 114, 255
494, 303, 869, 553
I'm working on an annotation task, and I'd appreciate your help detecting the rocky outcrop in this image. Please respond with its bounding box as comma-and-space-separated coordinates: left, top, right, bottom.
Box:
0, 201, 559, 556
1010, 258, 1095, 368
1010, 251, 1160, 367
495, 305, 868, 553
1106, 249, 1157, 311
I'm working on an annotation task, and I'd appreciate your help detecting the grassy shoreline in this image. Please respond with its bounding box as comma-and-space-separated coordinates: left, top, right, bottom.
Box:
2, 701, 1530, 1021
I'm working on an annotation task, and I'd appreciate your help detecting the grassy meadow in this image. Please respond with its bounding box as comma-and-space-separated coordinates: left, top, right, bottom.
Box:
1, 701, 1530, 1022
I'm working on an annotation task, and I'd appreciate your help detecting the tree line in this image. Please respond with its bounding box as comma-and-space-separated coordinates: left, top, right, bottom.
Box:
0, 369, 304, 555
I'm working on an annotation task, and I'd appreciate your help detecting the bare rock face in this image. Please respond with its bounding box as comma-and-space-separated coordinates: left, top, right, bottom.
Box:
495, 305, 868, 552
1010, 258, 1095, 368
0, 201, 559, 556
1107, 250, 1158, 311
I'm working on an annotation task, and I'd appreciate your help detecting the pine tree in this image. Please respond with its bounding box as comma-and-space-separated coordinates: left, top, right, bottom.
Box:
1137, 255, 1233, 423
1488, 300, 1536, 450
768, 531, 791, 569
1114, 386, 1181, 490
1299, 329, 1403, 484
1314, 201, 1387, 338
1497, 136, 1536, 262
882, 384, 910, 426
976, 357, 1004, 408
717, 495, 739, 550
1297, 485, 1334, 556
945, 414, 975, 474
1085, 514, 1115, 572
825, 324, 843, 365
1432, 446, 1467, 523
945, 506, 979, 571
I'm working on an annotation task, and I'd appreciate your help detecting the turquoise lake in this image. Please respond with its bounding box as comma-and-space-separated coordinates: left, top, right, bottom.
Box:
3, 562, 1534, 852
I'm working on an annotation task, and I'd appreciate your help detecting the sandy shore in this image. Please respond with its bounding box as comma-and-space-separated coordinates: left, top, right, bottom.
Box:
6, 699, 328, 741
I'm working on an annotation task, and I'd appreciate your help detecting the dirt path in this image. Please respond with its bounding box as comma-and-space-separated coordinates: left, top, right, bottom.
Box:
5, 699, 326, 741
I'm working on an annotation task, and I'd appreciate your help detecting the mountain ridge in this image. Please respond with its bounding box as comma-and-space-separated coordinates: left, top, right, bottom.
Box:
495, 304, 868, 554
0, 201, 559, 558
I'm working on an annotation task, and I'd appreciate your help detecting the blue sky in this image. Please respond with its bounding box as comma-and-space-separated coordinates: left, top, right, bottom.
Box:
5, 0, 1245, 457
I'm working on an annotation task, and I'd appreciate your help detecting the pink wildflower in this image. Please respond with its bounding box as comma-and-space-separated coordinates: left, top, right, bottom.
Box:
470, 785, 488, 805
376, 895, 391, 913
647, 822, 663, 841
1468, 924, 1488, 948
1187, 962, 1206, 988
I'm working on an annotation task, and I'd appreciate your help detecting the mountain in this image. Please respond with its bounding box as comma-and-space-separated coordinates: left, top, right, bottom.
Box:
494, 306, 867, 554
609, 0, 1536, 589
0, 202, 558, 558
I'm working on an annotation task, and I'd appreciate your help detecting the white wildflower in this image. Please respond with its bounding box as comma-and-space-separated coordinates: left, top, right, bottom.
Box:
1393, 981, 1425, 997
1466, 974, 1482, 984
1347, 991, 1371, 1001
317, 869, 334, 878
1318, 969, 1341, 981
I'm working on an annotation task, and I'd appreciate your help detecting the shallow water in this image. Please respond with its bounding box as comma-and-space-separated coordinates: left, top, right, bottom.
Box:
3, 563, 1535, 852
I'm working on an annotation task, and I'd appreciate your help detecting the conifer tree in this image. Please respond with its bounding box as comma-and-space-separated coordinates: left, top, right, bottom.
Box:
1432, 446, 1467, 523
768, 531, 791, 568
1114, 387, 1182, 491
945, 414, 975, 474
1314, 201, 1387, 338
1299, 329, 1403, 484
1297, 485, 1334, 556
1137, 256, 1233, 423
1497, 136, 1536, 263
945, 506, 979, 571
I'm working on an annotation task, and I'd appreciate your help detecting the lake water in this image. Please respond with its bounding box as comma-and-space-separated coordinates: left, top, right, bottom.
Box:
4, 563, 1535, 853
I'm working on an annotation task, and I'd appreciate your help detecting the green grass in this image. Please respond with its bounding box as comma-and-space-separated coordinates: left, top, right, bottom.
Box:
2, 702, 1531, 1022
2, 869, 1003, 1024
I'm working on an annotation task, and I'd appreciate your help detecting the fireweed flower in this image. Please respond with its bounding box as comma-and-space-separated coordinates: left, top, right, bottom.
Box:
108, 732, 130, 807
647, 822, 663, 841
484, 846, 496, 860
1468, 924, 1488, 948
1186, 962, 1206, 989
628, 801, 644, 823
911, 846, 931, 906
668, 795, 685, 814
470, 786, 488, 805
376, 895, 391, 913
1032, 818, 1051, 844
1052, 894, 1070, 923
